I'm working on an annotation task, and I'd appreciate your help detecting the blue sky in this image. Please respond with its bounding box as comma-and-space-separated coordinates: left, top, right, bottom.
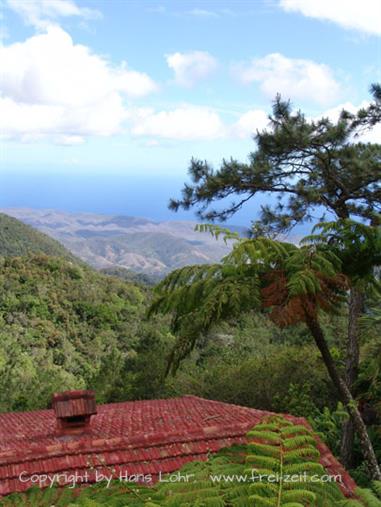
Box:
0, 0, 380, 221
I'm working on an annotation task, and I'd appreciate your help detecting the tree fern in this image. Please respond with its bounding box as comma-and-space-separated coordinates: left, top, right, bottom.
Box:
147, 225, 381, 482
149, 235, 347, 372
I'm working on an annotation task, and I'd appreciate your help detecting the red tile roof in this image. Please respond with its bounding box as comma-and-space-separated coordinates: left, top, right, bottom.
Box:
0, 395, 356, 497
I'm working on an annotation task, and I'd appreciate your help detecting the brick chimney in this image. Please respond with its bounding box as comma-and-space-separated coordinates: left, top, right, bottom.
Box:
52, 390, 97, 434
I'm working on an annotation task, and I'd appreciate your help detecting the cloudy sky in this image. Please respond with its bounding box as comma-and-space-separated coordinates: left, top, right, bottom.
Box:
0, 0, 380, 212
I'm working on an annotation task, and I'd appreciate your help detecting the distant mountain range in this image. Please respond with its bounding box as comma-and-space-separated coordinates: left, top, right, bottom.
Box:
2, 209, 244, 277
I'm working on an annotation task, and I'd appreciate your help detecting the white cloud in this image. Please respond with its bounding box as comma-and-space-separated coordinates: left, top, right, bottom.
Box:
129, 106, 273, 141
233, 53, 341, 106
130, 106, 226, 140
6, 0, 102, 29
166, 51, 217, 87
232, 109, 269, 139
319, 101, 381, 143
360, 124, 381, 143
279, 0, 381, 36
320, 101, 368, 122
0, 26, 157, 143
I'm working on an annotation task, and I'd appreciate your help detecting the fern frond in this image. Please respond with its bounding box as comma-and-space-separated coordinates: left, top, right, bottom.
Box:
195, 223, 241, 243
355, 487, 381, 507
372, 482, 381, 498
283, 435, 316, 449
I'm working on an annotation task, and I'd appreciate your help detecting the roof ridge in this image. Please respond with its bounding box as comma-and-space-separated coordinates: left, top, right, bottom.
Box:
0, 395, 271, 419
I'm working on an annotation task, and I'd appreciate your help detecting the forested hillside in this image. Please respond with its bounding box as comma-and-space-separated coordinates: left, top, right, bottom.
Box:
0, 213, 78, 261
0, 253, 171, 411
100, 265, 160, 285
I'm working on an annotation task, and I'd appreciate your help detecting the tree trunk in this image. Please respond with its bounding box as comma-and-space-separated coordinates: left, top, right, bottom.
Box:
341, 422, 355, 469
341, 286, 365, 468
346, 286, 364, 386
305, 314, 381, 481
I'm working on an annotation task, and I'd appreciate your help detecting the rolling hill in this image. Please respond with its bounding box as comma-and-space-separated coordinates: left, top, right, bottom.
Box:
2, 208, 240, 277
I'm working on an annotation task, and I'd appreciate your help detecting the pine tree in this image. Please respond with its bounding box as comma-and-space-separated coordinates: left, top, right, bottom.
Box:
169, 85, 380, 230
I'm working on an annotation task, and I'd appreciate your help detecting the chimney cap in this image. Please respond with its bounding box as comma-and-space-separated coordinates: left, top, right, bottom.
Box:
52, 390, 97, 433
52, 389, 95, 403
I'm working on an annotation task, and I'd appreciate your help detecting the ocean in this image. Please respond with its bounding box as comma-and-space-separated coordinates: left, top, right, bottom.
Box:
0, 169, 265, 226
